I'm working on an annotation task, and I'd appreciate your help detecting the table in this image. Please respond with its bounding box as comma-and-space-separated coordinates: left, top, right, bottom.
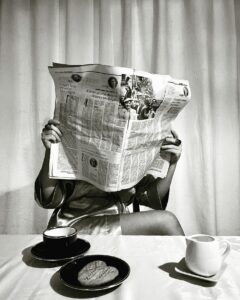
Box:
0, 235, 240, 300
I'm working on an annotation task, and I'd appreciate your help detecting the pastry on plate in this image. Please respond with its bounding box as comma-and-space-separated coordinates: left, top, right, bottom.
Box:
78, 260, 119, 286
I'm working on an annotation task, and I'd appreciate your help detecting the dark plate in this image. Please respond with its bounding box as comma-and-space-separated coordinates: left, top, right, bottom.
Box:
59, 254, 130, 291
31, 239, 90, 262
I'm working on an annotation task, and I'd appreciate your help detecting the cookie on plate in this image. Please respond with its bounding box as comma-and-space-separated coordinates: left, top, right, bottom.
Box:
78, 260, 119, 286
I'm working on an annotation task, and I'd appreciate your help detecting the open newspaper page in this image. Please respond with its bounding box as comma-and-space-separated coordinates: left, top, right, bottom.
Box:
118, 70, 191, 189
48, 64, 190, 191
145, 78, 191, 178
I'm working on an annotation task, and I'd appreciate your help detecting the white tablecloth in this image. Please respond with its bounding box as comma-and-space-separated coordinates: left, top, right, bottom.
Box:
0, 235, 240, 300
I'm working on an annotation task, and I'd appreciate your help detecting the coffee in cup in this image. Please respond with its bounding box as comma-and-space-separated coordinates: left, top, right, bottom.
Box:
43, 226, 77, 250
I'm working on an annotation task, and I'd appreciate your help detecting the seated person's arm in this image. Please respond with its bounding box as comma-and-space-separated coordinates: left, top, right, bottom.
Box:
136, 130, 182, 210
35, 119, 65, 209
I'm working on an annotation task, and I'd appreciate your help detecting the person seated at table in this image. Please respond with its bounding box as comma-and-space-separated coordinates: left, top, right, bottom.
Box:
35, 119, 184, 236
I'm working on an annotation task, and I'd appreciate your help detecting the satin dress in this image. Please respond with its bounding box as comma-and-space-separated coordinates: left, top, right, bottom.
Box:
35, 179, 135, 234
35, 175, 167, 234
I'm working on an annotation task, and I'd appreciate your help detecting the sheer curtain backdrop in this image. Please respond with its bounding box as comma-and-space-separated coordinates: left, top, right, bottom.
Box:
0, 0, 239, 235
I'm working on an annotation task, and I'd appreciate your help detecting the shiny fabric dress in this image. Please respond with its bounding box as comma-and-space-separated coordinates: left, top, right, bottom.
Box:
35, 175, 168, 234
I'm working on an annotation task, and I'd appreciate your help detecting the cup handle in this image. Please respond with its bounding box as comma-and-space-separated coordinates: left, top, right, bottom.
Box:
221, 240, 231, 261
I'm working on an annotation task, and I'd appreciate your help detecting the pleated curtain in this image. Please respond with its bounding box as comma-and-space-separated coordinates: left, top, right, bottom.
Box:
0, 0, 239, 235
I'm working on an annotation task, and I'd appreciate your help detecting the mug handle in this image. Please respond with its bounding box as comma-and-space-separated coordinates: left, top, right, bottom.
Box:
221, 240, 231, 261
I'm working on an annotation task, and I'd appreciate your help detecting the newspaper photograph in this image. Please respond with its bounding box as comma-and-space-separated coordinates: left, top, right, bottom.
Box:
48, 63, 191, 191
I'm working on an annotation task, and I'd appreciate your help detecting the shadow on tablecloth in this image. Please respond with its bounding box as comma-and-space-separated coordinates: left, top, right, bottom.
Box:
159, 259, 216, 287
22, 246, 65, 268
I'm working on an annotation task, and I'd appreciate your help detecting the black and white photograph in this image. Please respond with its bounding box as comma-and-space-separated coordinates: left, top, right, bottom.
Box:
0, 0, 240, 299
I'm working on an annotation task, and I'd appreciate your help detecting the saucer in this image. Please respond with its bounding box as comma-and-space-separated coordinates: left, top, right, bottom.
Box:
175, 258, 227, 283
59, 254, 130, 291
31, 238, 90, 262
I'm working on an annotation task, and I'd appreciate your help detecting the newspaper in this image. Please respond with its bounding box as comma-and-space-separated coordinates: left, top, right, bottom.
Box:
48, 63, 191, 192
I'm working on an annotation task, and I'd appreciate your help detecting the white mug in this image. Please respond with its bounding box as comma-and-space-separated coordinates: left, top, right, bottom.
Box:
185, 234, 231, 277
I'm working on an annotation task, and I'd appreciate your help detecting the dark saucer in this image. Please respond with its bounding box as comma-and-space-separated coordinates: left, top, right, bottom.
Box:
31, 238, 90, 262
59, 254, 131, 291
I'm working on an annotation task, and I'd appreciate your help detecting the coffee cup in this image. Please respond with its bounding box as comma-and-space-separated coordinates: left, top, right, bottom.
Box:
185, 234, 230, 277
43, 226, 77, 250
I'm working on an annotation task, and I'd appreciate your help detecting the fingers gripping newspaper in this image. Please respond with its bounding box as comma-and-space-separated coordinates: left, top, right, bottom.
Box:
49, 63, 191, 192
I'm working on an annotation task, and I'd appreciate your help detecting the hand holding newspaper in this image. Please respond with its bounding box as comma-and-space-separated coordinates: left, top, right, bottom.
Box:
48, 63, 191, 192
